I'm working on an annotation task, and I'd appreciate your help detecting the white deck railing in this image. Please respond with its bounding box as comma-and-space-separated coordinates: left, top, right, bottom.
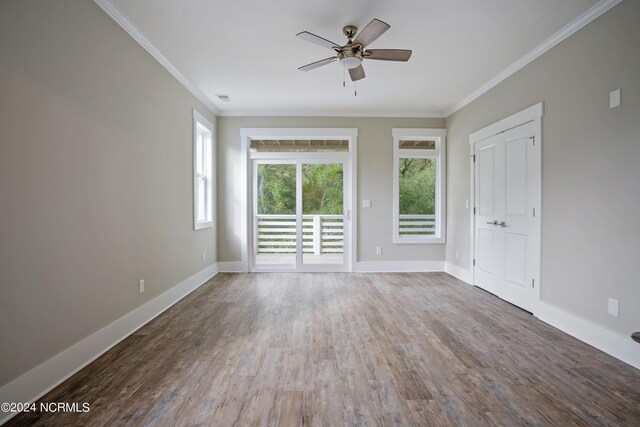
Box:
398, 214, 436, 235
256, 214, 343, 255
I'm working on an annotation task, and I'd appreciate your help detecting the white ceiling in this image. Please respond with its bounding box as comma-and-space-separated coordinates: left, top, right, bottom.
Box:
106, 0, 601, 117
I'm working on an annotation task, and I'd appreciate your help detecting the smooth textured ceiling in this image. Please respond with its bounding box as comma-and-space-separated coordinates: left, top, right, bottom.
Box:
108, 0, 599, 116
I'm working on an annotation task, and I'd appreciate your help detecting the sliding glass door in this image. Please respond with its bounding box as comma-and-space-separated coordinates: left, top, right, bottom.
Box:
301, 162, 344, 266
251, 157, 348, 271
254, 161, 297, 268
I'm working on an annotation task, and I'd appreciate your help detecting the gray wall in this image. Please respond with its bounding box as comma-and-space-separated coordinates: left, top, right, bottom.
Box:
0, 0, 216, 386
217, 116, 445, 263
446, 0, 640, 336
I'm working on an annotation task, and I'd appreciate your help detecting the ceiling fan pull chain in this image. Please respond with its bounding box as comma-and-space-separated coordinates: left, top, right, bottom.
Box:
342, 65, 346, 87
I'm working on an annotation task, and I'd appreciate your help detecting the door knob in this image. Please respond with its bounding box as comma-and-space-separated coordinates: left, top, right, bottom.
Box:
486, 220, 498, 225
499, 221, 507, 227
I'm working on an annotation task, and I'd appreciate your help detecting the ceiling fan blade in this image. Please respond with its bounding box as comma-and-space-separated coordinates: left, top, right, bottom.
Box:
353, 18, 390, 47
349, 64, 366, 81
296, 31, 340, 50
365, 49, 412, 61
298, 56, 338, 71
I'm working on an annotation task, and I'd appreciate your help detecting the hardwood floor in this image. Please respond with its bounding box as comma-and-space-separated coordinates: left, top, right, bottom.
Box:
7, 273, 640, 426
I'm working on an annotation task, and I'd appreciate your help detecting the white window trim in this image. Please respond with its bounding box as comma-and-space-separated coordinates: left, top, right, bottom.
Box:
193, 109, 215, 230
392, 128, 447, 244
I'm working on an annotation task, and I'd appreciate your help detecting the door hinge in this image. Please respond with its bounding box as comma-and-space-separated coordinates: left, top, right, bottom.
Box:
529, 136, 535, 146
533, 207, 536, 217
473, 207, 476, 214
473, 259, 476, 266
532, 278, 535, 288
472, 154, 476, 163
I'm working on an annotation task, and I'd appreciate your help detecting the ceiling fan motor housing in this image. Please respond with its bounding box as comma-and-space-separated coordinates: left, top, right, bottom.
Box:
337, 44, 363, 69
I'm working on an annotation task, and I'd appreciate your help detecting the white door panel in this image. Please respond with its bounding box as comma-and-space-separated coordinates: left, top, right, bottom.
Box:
505, 136, 528, 217
504, 233, 528, 288
478, 145, 496, 216
474, 134, 503, 295
474, 121, 537, 311
477, 229, 495, 274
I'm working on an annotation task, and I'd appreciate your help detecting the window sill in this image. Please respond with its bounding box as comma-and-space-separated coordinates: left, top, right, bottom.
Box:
194, 221, 214, 231
393, 236, 446, 244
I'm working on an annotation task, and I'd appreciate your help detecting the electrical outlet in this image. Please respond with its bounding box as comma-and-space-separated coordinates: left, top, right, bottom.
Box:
610, 89, 621, 109
139, 280, 145, 294
376, 247, 382, 255
362, 200, 371, 208
203, 252, 206, 262
465, 200, 469, 209
455, 250, 460, 259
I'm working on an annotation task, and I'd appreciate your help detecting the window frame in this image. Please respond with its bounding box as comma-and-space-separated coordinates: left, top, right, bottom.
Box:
193, 109, 214, 230
392, 128, 447, 244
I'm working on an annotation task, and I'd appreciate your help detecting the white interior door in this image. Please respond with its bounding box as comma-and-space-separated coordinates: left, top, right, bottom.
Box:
474, 133, 503, 296
474, 121, 537, 311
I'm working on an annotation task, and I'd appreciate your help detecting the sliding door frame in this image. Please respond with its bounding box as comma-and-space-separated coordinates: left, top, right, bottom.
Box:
240, 128, 358, 273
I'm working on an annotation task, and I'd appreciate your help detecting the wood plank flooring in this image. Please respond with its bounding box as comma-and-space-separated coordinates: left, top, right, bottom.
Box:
7, 272, 640, 426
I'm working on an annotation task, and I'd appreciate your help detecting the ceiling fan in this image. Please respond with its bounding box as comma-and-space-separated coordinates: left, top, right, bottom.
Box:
296, 18, 412, 82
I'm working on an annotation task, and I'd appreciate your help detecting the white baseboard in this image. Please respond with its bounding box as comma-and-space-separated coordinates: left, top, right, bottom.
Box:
444, 262, 472, 284
355, 260, 444, 273
535, 301, 640, 370
0, 264, 218, 426
217, 261, 245, 272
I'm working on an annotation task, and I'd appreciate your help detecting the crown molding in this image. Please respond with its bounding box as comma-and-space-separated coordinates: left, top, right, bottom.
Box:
442, 0, 623, 118
94, 0, 220, 116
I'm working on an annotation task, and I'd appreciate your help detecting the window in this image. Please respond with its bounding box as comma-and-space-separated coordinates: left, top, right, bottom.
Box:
193, 109, 214, 230
249, 139, 349, 152
392, 128, 446, 243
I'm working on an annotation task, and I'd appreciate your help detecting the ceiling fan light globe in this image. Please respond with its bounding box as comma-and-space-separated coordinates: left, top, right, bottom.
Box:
340, 56, 362, 69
